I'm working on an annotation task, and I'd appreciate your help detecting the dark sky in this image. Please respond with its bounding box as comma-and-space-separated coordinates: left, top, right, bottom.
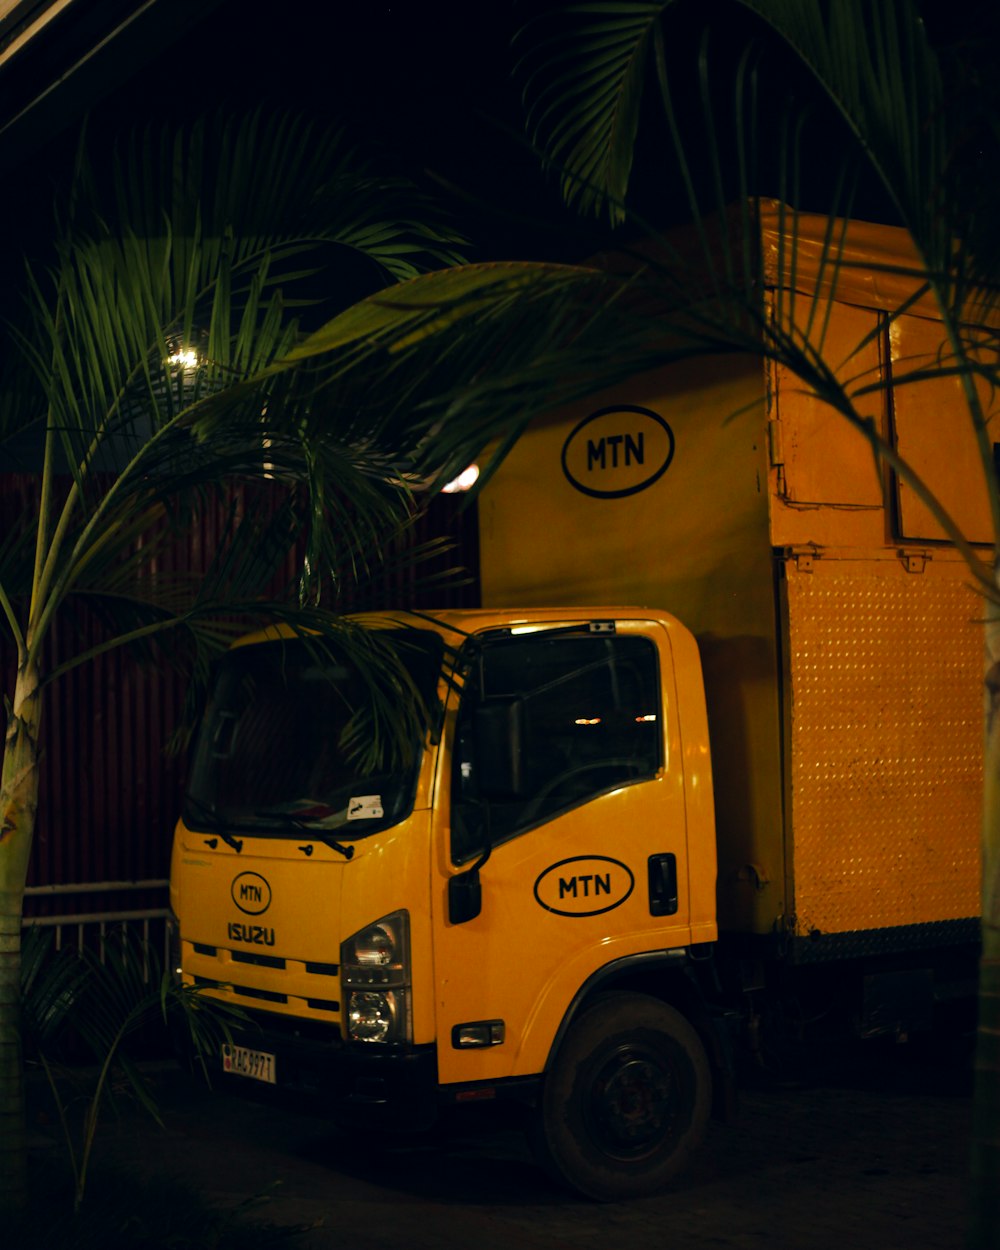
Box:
90, 0, 1000, 245
12, 0, 596, 266
7, 0, 1000, 269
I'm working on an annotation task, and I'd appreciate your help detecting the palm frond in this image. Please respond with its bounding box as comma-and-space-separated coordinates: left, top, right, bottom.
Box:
1, 109, 474, 678
734, 2, 950, 278
18, 928, 91, 1052
515, 2, 669, 224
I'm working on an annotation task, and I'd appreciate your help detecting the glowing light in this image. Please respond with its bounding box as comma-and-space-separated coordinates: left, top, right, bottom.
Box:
166, 348, 200, 370
575, 717, 602, 726
441, 464, 479, 494
635, 714, 657, 722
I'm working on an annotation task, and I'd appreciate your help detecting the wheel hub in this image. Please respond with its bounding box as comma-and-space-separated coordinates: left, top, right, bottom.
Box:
590, 1046, 676, 1158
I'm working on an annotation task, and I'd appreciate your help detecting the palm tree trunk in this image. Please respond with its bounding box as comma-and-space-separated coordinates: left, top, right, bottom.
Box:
972, 587, 1000, 1248
0, 660, 42, 1216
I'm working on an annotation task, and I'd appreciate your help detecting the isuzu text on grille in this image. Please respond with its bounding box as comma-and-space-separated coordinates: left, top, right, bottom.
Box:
228, 922, 276, 946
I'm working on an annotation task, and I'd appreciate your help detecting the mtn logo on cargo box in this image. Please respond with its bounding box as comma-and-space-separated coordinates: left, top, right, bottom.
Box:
561, 406, 675, 498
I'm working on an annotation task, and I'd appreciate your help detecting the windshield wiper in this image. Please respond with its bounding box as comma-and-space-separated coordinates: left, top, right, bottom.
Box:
295, 828, 355, 860
243, 805, 356, 859
285, 806, 356, 859
185, 795, 243, 853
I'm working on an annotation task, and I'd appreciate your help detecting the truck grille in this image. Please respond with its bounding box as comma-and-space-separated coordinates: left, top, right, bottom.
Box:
194, 975, 287, 1004
186, 941, 341, 1020
231, 950, 285, 969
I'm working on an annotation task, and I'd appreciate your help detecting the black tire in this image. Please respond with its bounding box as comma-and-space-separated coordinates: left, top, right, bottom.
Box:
532, 992, 711, 1201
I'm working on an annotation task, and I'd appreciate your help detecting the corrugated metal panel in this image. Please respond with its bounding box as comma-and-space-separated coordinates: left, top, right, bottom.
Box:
1, 475, 480, 902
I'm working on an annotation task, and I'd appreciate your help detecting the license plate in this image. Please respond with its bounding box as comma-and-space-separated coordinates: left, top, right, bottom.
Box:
222, 1043, 276, 1085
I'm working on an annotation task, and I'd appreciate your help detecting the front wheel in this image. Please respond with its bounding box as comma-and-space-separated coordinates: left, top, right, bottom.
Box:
531, 992, 711, 1200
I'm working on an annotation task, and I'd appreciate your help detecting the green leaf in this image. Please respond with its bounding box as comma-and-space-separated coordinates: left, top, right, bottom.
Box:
515, 2, 671, 224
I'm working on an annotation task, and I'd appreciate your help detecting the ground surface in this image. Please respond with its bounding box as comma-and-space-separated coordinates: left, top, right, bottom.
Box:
57, 1036, 974, 1250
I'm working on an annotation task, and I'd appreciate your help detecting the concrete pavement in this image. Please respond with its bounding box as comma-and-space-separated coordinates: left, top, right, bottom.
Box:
72, 1037, 973, 1250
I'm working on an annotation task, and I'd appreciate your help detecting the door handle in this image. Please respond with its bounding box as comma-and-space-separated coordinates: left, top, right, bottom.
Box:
648, 853, 678, 916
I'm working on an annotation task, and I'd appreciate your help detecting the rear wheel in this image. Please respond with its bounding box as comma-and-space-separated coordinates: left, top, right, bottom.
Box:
532, 992, 711, 1200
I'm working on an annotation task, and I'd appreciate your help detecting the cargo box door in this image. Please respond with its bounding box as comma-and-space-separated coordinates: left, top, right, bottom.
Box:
782, 553, 981, 951
890, 314, 994, 544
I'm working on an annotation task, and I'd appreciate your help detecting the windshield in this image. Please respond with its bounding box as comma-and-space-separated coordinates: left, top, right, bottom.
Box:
184, 628, 444, 838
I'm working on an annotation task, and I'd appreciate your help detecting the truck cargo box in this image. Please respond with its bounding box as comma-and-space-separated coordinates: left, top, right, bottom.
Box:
478, 207, 984, 956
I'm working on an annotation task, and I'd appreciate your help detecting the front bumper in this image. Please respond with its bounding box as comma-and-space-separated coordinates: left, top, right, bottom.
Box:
215, 1010, 439, 1130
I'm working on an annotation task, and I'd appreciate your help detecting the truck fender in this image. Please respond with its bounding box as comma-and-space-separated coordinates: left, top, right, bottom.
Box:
543, 947, 737, 1122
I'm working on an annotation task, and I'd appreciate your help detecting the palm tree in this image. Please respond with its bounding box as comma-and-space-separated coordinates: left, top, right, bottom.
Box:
0, 107, 600, 1213
503, 0, 998, 1240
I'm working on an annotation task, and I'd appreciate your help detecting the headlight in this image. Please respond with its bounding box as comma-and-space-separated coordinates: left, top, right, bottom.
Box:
341, 911, 411, 1044
351, 923, 398, 971
348, 991, 403, 1043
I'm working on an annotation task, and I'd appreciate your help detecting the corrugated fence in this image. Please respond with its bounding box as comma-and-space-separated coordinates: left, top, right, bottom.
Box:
2, 475, 480, 946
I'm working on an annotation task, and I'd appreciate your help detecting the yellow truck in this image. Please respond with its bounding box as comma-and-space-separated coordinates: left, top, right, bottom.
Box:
169, 208, 983, 1200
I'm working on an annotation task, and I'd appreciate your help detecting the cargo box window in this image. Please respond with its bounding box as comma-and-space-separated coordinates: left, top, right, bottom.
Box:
451, 632, 660, 862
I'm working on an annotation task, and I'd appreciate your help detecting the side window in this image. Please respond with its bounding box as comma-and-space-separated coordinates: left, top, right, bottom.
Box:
451, 633, 660, 862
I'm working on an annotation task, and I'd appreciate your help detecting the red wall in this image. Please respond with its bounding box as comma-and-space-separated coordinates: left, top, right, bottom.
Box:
1, 478, 479, 906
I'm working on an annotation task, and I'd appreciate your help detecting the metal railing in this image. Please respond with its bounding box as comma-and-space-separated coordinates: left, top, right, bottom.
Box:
23, 879, 171, 973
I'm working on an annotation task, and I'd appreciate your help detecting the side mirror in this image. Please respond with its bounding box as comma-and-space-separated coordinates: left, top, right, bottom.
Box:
448, 865, 483, 925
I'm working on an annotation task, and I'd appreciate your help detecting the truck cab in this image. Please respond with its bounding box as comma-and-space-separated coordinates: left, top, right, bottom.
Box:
170, 607, 721, 1199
